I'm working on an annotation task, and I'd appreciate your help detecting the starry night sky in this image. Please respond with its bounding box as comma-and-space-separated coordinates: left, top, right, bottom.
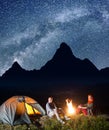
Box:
0, 0, 109, 76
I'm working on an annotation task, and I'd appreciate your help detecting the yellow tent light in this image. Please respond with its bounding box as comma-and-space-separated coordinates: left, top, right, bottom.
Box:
25, 103, 40, 115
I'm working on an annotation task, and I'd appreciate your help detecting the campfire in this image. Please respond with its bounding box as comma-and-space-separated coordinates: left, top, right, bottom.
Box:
66, 99, 76, 116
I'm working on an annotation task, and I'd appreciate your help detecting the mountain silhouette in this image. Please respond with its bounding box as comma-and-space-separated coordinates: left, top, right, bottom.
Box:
11, 61, 23, 70
0, 43, 109, 86
2, 61, 26, 79
0, 42, 109, 89
40, 42, 99, 77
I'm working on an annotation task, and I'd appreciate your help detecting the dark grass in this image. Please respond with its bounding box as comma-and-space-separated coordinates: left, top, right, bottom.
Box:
0, 115, 109, 130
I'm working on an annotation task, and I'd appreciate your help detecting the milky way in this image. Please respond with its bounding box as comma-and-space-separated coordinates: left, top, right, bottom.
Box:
0, 0, 109, 76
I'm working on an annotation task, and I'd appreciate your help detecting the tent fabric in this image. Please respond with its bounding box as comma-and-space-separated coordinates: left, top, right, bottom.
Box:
0, 96, 45, 125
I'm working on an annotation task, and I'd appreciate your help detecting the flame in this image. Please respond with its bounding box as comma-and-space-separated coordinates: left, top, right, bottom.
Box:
66, 99, 75, 115
25, 103, 40, 115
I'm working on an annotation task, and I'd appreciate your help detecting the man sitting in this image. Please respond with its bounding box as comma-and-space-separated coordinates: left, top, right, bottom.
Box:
46, 97, 69, 124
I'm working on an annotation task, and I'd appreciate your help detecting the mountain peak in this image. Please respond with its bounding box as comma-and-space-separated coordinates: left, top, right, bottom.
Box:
52, 42, 74, 61
40, 42, 99, 77
12, 61, 22, 69
1, 61, 24, 78
59, 42, 73, 53
60, 42, 70, 48
7, 61, 24, 73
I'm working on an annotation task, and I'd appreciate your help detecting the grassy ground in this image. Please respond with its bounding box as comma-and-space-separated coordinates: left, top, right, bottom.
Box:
0, 115, 109, 130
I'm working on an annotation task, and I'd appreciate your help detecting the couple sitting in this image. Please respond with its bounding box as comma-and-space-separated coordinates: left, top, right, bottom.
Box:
46, 94, 94, 123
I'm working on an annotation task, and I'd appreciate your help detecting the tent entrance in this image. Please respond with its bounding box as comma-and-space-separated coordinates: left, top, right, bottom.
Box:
25, 103, 41, 115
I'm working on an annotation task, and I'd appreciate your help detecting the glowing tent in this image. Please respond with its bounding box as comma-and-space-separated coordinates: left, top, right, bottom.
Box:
0, 96, 45, 125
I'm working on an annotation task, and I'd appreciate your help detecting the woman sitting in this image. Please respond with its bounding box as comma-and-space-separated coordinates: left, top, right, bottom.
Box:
76, 94, 94, 116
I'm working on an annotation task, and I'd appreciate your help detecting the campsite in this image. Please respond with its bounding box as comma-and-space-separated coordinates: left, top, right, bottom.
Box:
0, 94, 109, 130
1, 0, 109, 129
